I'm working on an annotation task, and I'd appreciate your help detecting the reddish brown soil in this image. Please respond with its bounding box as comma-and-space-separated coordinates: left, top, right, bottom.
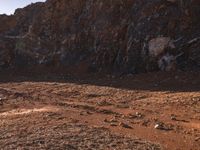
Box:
0, 71, 199, 150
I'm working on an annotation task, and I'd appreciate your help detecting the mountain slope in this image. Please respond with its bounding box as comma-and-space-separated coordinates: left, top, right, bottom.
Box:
0, 0, 200, 74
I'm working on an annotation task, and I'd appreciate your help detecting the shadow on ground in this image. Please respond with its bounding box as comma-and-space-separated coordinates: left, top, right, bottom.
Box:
0, 70, 199, 92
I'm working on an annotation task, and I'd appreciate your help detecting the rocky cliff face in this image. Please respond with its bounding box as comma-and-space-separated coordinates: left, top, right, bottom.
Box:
0, 0, 200, 74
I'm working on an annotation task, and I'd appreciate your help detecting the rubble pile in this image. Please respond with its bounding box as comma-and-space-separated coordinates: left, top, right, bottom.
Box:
0, 0, 199, 74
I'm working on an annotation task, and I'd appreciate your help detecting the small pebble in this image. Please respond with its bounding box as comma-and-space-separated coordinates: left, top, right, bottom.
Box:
119, 122, 132, 129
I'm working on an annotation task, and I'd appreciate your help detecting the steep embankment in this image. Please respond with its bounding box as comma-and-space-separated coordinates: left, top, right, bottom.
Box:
0, 0, 200, 74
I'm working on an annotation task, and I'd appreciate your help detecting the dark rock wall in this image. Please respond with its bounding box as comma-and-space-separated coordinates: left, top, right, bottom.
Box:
0, 0, 199, 74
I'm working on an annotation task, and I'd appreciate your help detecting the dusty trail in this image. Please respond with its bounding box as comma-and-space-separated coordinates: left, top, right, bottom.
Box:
0, 72, 200, 150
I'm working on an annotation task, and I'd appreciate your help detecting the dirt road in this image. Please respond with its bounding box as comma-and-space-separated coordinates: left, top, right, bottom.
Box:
0, 72, 199, 150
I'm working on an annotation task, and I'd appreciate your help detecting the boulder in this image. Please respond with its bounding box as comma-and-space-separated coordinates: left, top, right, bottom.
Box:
158, 53, 176, 71
149, 37, 175, 57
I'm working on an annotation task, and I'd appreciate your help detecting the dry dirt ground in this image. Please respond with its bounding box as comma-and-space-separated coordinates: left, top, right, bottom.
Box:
0, 71, 199, 150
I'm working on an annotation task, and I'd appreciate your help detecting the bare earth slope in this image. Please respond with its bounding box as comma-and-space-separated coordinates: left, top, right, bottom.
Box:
0, 72, 199, 150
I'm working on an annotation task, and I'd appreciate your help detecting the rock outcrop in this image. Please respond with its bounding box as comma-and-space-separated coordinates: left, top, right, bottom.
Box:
0, 0, 200, 74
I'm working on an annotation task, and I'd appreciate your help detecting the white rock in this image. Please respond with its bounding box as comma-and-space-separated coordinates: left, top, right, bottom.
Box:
154, 124, 160, 129
149, 37, 175, 57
